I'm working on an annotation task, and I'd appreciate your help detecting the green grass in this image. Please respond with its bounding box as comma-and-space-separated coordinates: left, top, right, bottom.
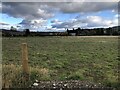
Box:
2, 36, 119, 88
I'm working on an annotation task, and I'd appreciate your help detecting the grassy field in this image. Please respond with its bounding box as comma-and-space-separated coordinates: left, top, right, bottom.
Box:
2, 36, 119, 88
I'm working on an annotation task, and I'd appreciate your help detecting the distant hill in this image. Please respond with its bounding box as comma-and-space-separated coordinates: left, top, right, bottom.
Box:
0, 29, 9, 31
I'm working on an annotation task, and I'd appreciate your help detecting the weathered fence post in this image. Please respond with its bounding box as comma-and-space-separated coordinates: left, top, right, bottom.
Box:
21, 43, 29, 80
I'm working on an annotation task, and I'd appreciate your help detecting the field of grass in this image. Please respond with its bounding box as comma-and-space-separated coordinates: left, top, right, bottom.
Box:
2, 36, 119, 88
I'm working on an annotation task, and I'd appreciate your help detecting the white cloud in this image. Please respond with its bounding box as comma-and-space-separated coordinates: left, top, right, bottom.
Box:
37, 9, 54, 19
0, 24, 10, 29
51, 19, 80, 29
51, 15, 118, 29
1, 2, 118, 30
0, 22, 20, 30
0, 22, 10, 29
19, 18, 47, 30
84, 15, 118, 28
31, 19, 47, 25
0, 3, 2, 9
112, 9, 115, 12
0, 22, 9, 25
112, 19, 118, 26
87, 16, 102, 23
51, 19, 63, 24
114, 14, 119, 18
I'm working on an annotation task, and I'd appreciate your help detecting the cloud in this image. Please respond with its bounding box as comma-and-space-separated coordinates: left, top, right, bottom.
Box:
0, 22, 23, 30
51, 19, 82, 29
2, 2, 55, 30
19, 18, 47, 30
46, 27, 66, 32
2, 2, 118, 18
51, 15, 118, 29
51, 19, 62, 24
0, 22, 9, 25
84, 16, 118, 28
2, 2, 54, 19
0, 2, 2, 9
1, 2, 118, 30
115, 14, 118, 18
0, 22, 10, 29
48, 2, 118, 13
51, 18, 80, 29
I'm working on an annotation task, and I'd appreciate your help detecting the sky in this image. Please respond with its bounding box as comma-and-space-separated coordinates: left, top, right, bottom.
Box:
0, 1, 119, 32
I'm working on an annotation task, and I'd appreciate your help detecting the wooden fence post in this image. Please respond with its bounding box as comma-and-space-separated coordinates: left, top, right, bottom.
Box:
21, 43, 29, 80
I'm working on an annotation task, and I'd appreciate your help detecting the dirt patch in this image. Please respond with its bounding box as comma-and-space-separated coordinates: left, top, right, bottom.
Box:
31, 80, 114, 89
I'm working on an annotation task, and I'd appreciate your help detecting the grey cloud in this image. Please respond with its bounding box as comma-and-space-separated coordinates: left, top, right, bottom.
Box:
57, 2, 117, 14
2, 2, 54, 19
0, 22, 9, 25
19, 20, 34, 25
47, 2, 118, 13
2, 2, 118, 19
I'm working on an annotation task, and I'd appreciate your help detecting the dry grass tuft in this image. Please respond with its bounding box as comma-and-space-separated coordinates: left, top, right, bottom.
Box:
2, 64, 22, 88
2, 64, 51, 88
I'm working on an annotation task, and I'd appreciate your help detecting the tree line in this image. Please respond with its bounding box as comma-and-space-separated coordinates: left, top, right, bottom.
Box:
2, 26, 120, 37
